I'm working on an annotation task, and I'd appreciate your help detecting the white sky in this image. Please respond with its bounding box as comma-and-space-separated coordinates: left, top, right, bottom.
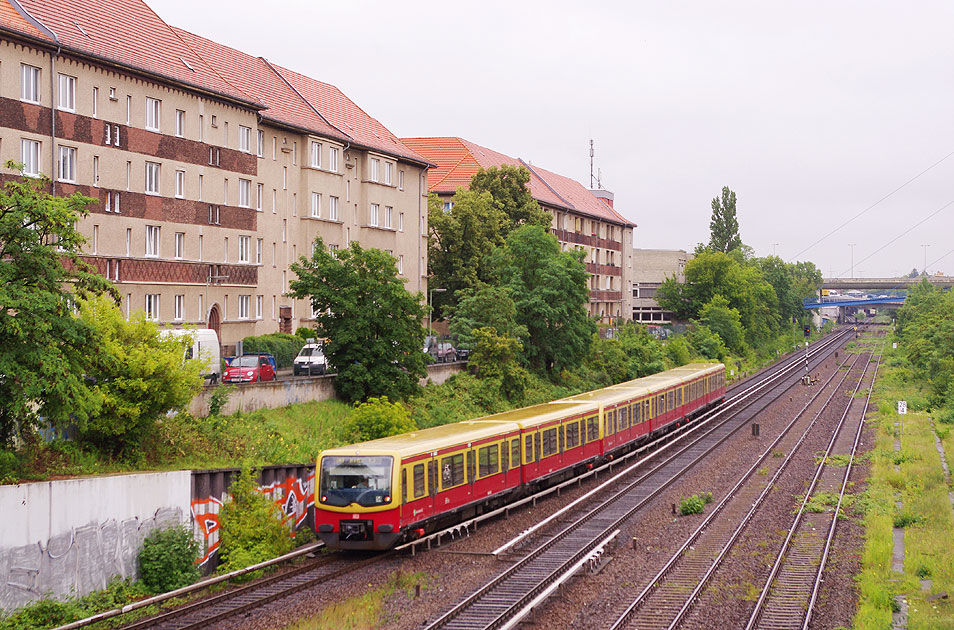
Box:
149, 0, 954, 278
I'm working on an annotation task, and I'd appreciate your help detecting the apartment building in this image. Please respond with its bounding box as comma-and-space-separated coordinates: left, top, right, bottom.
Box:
0, 0, 430, 351
402, 137, 635, 322
632, 249, 689, 324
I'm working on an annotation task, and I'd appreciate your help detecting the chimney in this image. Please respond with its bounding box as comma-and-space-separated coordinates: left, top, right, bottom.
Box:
591, 189, 614, 208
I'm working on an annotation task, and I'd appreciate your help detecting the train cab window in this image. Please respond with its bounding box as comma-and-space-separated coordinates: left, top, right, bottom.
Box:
441, 453, 465, 490
501, 442, 509, 471
478, 445, 499, 477
566, 421, 580, 448
413, 463, 425, 498
542, 428, 558, 457
401, 468, 407, 503
525, 435, 535, 463
586, 416, 599, 442
512, 439, 521, 466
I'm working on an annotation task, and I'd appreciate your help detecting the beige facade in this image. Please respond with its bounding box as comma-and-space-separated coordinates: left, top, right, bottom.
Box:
632, 248, 689, 324
0, 14, 429, 352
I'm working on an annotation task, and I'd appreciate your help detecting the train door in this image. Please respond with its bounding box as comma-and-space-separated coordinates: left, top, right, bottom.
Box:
466, 449, 476, 503
523, 431, 538, 482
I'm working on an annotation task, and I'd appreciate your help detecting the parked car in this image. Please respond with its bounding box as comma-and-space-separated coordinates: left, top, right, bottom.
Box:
158, 328, 221, 383
223, 354, 277, 383
293, 343, 329, 376
424, 336, 458, 363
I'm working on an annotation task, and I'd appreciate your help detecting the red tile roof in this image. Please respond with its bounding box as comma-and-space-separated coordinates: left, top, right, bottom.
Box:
401, 137, 634, 226
0, 1, 45, 40
13, 0, 257, 107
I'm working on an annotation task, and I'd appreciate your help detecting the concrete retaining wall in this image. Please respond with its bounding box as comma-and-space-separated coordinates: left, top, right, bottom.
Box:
0, 471, 191, 612
189, 361, 466, 417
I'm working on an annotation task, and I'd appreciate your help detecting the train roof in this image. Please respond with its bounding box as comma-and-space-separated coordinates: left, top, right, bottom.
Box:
562, 363, 722, 405
320, 420, 521, 459
476, 400, 598, 426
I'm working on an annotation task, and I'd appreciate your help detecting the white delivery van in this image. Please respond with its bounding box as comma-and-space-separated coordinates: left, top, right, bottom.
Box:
293, 342, 329, 376
158, 328, 221, 383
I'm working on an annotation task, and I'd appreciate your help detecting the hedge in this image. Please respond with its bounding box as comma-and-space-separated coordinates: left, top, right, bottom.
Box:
241, 333, 306, 368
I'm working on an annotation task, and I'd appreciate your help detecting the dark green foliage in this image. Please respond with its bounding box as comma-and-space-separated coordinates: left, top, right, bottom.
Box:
616, 324, 667, 378
447, 286, 528, 350
679, 492, 713, 516
295, 326, 316, 340
207, 385, 234, 417
138, 525, 200, 594
0, 578, 148, 630
494, 225, 596, 373
348, 397, 417, 442
217, 466, 294, 578
0, 168, 117, 445
665, 337, 692, 366
707, 186, 742, 253
895, 281, 954, 414
469, 164, 551, 231
892, 510, 923, 528
242, 333, 306, 368
698, 295, 745, 352
289, 240, 427, 403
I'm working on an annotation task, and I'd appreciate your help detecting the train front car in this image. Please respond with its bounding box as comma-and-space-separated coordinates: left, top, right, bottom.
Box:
315, 449, 401, 550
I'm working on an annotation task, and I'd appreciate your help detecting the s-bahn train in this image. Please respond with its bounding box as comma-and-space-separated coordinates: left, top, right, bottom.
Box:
315, 362, 726, 550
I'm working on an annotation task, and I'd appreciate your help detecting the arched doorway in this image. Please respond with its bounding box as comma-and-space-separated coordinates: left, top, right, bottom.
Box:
208, 304, 221, 338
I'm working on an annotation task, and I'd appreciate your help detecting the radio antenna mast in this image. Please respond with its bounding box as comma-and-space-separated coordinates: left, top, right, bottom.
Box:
589, 139, 595, 189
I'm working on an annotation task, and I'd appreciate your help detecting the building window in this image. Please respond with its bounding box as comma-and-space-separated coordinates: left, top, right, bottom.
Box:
272, 189, 277, 213
282, 219, 287, 242
175, 109, 185, 137
369, 203, 379, 227
384, 206, 392, 229
257, 130, 264, 157
238, 178, 251, 208
238, 235, 250, 263
175, 170, 185, 198
114, 192, 121, 213
145, 225, 160, 257
223, 121, 229, 147
398, 170, 404, 190
223, 237, 229, 262
174, 232, 184, 258
238, 295, 249, 320
398, 254, 404, 275
57, 74, 76, 112
208, 204, 220, 225
256, 238, 263, 264
239, 125, 251, 153
329, 147, 338, 172
126, 95, 131, 124
310, 141, 321, 168
370, 158, 380, 182
282, 166, 287, 190
272, 136, 276, 160
223, 178, 229, 205
256, 295, 263, 319
174, 295, 184, 321
20, 139, 40, 176
398, 212, 404, 232
125, 228, 131, 255
256, 183, 263, 211
20, 64, 40, 103
311, 192, 321, 218
145, 161, 160, 194
145, 97, 160, 131
92, 87, 98, 118
385, 162, 392, 186
145, 294, 160, 321
92, 225, 99, 254
329, 196, 339, 221
92, 155, 99, 187
58, 146, 76, 182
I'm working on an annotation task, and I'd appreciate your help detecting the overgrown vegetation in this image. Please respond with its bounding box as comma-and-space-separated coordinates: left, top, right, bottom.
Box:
0, 578, 150, 630
347, 397, 417, 442
679, 491, 714, 516
137, 525, 200, 594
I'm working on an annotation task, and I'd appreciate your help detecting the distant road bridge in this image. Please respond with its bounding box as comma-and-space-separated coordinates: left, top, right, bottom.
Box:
822, 276, 954, 290
803, 295, 906, 309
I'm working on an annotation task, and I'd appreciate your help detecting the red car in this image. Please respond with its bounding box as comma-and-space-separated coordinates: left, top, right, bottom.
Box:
222, 354, 276, 383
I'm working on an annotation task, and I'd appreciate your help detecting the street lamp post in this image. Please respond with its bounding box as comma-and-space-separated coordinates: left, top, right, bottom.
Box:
428, 287, 446, 337
772, 243, 779, 257
848, 243, 856, 279
921, 244, 929, 275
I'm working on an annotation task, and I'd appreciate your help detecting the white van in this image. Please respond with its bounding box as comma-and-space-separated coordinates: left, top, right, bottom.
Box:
159, 328, 221, 384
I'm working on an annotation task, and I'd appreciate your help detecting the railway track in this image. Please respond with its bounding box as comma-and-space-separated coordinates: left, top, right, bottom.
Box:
745, 337, 884, 630
420, 328, 856, 630
606, 337, 879, 630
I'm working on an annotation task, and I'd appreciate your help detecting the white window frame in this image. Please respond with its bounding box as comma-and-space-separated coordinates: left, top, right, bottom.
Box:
399, 170, 404, 190
256, 295, 263, 320
145, 97, 161, 132
92, 87, 98, 118
238, 235, 250, 264
257, 130, 264, 157
57, 73, 76, 112
174, 232, 185, 259
175, 109, 185, 137
20, 139, 40, 176
175, 170, 185, 198
310, 141, 321, 168
174, 294, 185, 321
238, 178, 251, 208
398, 212, 404, 232
311, 192, 321, 218
369, 203, 379, 227
256, 183, 263, 211
145, 161, 161, 194
385, 162, 392, 186
239, 125, 251, 153
370, 158, 380, 182
256, 238, 263, 265
145, 294, 160, 321
237, 295, 250, 320
329, 196, 339, 221
384, 205, 392, 229
329, 147, 338, 172
57, 146, 76, 183
20, 64, 40, 103
145, 225, 160, 258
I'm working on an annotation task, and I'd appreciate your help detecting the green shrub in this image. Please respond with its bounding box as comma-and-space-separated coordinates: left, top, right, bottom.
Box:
939, 406, 954, 425
295, 326, 316, 340
679, 493, 710, 516
207, 385, 234, 417
137, 525, 200, 594
348, 397, 417, 442
241, 333, 306, 368
217, 466, 294, 579
892, 510, 923, 528
0, 449, 19, 483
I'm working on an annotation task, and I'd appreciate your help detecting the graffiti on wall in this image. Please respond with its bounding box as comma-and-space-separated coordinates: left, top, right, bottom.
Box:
191, 472, 315, 566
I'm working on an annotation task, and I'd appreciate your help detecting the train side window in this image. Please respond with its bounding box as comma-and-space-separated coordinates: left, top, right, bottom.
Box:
525, 435, 534, 463
668, 390, 674, 409
501, 442, 509, 471
542, 428, 558, 457
512, 439, 521, 466
478, 445, 499, 477
428, 461, 437, 496
534, 432, 542, 461
619, 406, 629, 430
587, 416, 599, 441
401, 468, 407, 503
413, 464, 425, 498
441, 453, 465, 490
566, 421, 580, 448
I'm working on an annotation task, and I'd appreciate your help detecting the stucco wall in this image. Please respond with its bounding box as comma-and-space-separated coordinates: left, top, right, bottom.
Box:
0, 471, 191, 612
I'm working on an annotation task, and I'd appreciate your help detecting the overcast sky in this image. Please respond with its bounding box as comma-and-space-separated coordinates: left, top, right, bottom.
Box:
150, 0, 954, 278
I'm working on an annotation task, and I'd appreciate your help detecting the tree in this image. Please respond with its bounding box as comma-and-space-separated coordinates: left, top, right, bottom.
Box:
77, 296, 203, 453
427, 190, 507, 317
616, 323, 666, 378
447, 285, 528, 351
289, 239, 427, 402
698, 295, 745, 352
470, 165, 551, 231
0, 169, 116, 445
348, 396, 417, 442
494, 225, 596, 372
468, 327, 530, 401
708, 186, 742, 253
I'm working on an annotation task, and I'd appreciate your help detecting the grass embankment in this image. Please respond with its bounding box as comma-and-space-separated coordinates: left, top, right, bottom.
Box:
854, 338, 954, 629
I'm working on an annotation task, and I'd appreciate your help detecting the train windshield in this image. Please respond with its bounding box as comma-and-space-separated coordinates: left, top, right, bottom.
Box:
319, 455, 393, 508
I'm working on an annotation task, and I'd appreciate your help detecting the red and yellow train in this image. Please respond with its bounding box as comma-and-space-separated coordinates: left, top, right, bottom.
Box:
315, 362, 726, 550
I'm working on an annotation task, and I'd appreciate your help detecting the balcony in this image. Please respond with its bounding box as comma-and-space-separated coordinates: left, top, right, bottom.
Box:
589, 290, 622, 303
